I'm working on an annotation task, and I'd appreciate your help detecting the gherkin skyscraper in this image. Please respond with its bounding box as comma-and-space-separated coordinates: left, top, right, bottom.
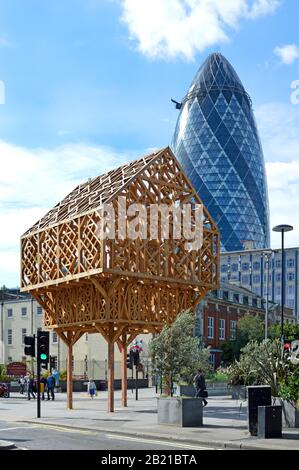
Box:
172, 53, 270, 252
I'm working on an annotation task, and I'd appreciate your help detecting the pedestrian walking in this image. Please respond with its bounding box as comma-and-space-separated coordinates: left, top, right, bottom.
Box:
87, 379, 97, 399
27, 373, 36, 400
40, 375, 47, 400
193, 368, 208, 406
19, 375, 25, 394
47, 374, 55, 400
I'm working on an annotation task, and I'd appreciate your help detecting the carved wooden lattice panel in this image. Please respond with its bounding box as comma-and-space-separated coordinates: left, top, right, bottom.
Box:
21, 147, 219, 339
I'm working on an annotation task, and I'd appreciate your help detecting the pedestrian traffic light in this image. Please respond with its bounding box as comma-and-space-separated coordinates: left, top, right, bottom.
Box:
37, 330, 49, 368
24, 335, 35, 357
127, 351, 133, 369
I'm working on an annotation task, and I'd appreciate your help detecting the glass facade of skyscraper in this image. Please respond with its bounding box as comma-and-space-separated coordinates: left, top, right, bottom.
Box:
172, 53, 270, 252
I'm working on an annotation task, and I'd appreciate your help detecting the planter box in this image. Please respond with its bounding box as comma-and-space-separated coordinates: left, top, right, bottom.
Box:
157, 397, 203, 427
231, 385, 247, 400
175, 385, 196, 397
275, 399, 299, 428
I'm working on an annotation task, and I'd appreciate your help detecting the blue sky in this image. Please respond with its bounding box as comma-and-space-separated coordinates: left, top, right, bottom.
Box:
1, 0, 299, 286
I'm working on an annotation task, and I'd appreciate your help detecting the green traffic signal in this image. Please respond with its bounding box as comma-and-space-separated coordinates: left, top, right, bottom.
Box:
40, 353, 48, 360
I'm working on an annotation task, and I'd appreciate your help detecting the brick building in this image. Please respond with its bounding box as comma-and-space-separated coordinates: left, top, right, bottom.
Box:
195, 282, 296, 369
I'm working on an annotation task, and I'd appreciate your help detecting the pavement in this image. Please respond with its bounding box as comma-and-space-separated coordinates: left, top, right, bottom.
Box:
0, 387, 299, 450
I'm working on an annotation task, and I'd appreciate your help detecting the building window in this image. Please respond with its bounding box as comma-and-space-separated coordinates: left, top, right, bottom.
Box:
7, 329, 12, 345
241, 275, 249, 284
36, 306, 43, 315
287, 259, 295, 268
52, 332, 58, 343
221, 264, 227, 273
219, 319, 225, 340
230, 320, 236, 340
21, 307, 27, 316
223, 291, 229, 301
209, 354, 215, 369
207, 317, 214, 339
22, 328, 27, 344
276, 287, 281, 297
275, 259, 281, 269
287, 272, 295, 281
7, 308, 13, 318
243, 296, 249, 305
231, 263, 238, 272
252, 298, 258, 307
220, 276, 227, 282
233, 293, 239, 303
288, 285, 294, 296
288, 299, 295, 308
253, 262, 260, 271
276, 273, 281, 282
253, 275, 260, 283
242, 263, 249, 271
8, 356, 12, 362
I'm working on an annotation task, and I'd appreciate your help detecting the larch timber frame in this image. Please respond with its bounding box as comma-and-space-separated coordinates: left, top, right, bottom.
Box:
20, 147, 220, 411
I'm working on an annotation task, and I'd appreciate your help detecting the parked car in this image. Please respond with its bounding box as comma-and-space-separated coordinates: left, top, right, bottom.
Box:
0, 383, 9, 398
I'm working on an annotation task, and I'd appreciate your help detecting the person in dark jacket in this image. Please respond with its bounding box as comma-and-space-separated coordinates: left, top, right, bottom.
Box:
27, 373, 36, 400
193, 368, 208, 406
47, 374, 55, 400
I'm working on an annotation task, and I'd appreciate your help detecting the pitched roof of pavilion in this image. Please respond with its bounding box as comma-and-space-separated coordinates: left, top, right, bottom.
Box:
24, 147, 167, 235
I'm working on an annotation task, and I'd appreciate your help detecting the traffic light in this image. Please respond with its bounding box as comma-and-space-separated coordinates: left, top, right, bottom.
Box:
37, 330, 49, 368
133, 350, 140, 366
127, 351, 133, 369
50, 356, 56, 370
24, 335, 35, 357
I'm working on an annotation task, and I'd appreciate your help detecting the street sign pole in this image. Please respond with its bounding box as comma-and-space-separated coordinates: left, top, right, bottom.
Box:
135, 365, 138, 401
37, 355, 41, 418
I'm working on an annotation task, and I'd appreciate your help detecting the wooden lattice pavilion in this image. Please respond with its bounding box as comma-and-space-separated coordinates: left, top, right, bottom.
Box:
21, 146, 219, 411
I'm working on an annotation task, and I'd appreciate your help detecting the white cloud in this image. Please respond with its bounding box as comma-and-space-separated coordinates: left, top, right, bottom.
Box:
0, 141, 135, 286
120, 0, 280, 60
266, 161, 299, 248
274, 44, 299, 64
255, 102, 299, 248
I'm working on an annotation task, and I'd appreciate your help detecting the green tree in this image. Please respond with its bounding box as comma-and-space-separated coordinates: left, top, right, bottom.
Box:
268, 322, 299, 340
221, 315, 265, 364
149, 310, 211, 395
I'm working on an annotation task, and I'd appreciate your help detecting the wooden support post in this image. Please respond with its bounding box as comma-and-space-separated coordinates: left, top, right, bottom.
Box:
121, 339, 128, 407
67, 337, 73, 410
108, 337, 114, 412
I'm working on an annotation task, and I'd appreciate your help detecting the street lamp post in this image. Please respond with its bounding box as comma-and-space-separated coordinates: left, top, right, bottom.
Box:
272, 224, 294, 339
262, 250, 272, 339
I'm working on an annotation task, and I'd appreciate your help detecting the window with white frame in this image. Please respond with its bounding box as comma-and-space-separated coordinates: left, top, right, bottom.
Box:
7, 308, 13, 318
21, 307, 27, 316
36, 306, 42, 315
52, 332, 58, 343
287, 272, 295, 281
209, 353, 215, 369
230, 320, 236, 340
287, 259, 295, 268
207, 317, 214, 339
7, 329, 12, 345
219, 319, 225, 340
288, 285, 295, 296
22, 328, 27, 344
